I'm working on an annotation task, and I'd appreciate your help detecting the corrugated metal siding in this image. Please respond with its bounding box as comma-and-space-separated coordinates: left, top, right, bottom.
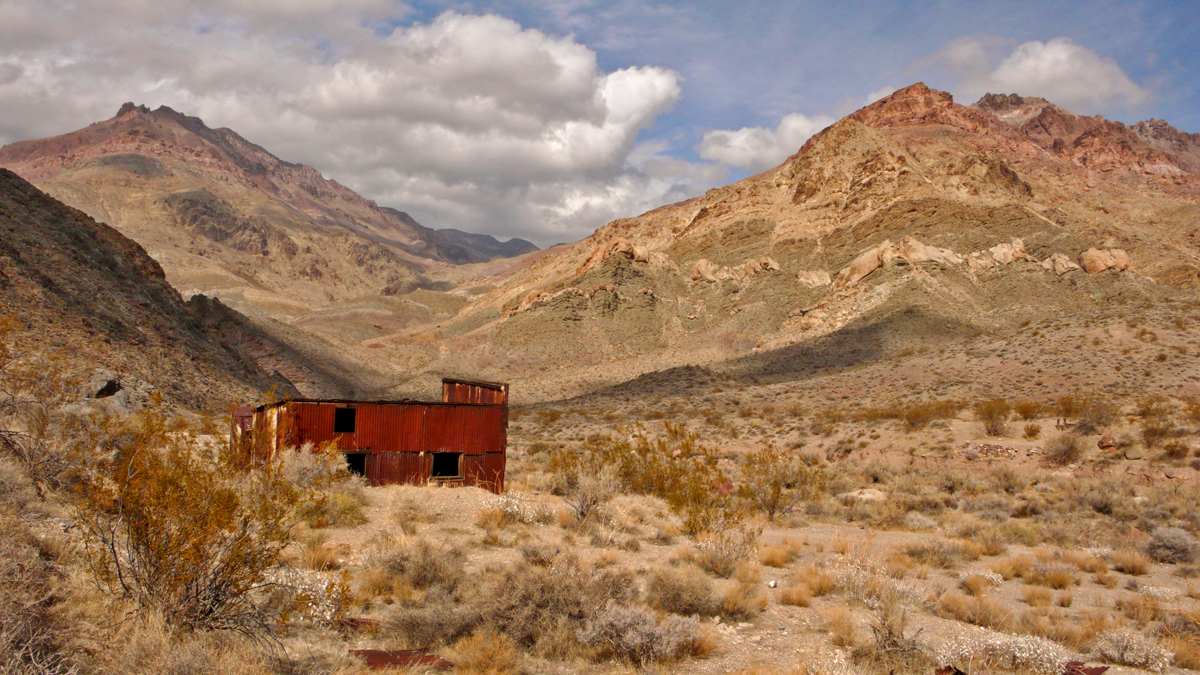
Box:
250, 395, 508, 494
442, 380, 509, 405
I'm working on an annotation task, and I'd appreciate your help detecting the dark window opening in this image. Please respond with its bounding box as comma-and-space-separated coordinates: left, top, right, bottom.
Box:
333, 407, 356, 433
344, 452, 367, 478
431, 452, 462, 479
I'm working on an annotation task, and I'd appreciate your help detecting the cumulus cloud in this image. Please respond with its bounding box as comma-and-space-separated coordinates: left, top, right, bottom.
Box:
697, 112, 835, 172
0, 2, 709, 245
933, 37, 1150, 111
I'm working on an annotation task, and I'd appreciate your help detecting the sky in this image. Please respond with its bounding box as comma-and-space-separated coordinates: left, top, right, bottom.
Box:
0, 1, 1196, 246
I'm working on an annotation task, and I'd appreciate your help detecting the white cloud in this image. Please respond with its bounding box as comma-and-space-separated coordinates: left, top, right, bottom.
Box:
0, 3, 709, 245
865, 86, 897, 104
933, 37, 1150, 111
698, 112, 835, 172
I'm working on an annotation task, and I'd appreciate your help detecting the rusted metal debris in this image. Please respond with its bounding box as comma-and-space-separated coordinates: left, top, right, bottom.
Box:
350, 649, 452, 669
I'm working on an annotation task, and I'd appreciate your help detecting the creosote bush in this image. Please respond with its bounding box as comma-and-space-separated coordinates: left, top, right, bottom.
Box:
974, 399, 1011, 436
738, 443, 826, 520
578, 601, 706, 665
74, 403, 314, 634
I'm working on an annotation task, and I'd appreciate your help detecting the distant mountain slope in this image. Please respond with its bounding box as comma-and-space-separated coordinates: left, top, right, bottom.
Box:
0, 169, 297, 409
0, 104, 534, 319
366, 83, 1200, 401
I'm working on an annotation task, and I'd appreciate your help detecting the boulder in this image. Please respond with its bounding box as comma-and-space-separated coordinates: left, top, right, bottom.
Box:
758, 255, 781, 271
835, 240, 889, 288
890, 235, 963, 266
691, 258, 721, 282
1124, 446, 1143, 460
1080, 248, 1132, 274
1097, 434, 1117, 450
1042, 252, 1082, 276
838, 488, 888, 503
797, 270, 832, 288
988, 238, 1028, 264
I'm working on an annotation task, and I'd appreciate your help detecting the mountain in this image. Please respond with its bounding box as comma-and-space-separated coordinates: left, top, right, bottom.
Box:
0, 104, 536, 321
368, 83, 1200, 402
0, 169, 301, 409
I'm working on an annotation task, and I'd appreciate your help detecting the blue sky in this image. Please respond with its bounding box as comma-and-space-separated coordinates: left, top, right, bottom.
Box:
0, 0, 1194, 244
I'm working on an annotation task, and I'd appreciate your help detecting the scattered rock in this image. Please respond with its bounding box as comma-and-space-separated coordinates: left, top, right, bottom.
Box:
1042, 252, 1082, 275
1097, 434, 1117, 450
1079, 248, 1132, 274
1124, 446, 1143, 460
797, 269, 832, 288
691, 258, 721, 282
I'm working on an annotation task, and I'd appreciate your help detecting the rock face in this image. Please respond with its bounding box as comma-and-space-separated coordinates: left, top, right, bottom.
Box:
797, 270, 832, 288
0, 104, 538, 320
0, 169, 295, 409
1079, 248, 1132, 274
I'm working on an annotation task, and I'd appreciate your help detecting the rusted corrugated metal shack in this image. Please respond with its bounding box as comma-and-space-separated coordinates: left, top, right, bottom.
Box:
231, 379, 508, 493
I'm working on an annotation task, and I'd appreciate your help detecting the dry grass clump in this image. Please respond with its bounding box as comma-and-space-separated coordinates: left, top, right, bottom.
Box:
1062, 551, 1108, 573
796, 564, 838, 597
1117, 595, 1163, 624
378, 537, 465, 593
0, 515, 73, 675
645, 565, 717, 616
1114, 549, 1153, 575
1027, 564, 1077, 589
718, 578, 768, 619
1046, 435, 1083, 466
1022, 586, 1053, 608
936, 590, 1014, 631
903, 539, 979, 569
823, 607, 858, 648
449, 627, 521, 675
779, 584, 812, 607
692, 526, 759, 578
758, 539, 801, 567
852, 598, 934, 675
300, 534, 340, 571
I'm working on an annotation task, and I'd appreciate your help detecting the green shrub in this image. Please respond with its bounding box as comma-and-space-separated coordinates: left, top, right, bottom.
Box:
974, 399, 1011, 436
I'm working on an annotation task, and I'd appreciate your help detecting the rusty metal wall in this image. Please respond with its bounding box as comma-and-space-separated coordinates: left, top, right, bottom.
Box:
255, 399, 507, 493
442, 380, 509, 405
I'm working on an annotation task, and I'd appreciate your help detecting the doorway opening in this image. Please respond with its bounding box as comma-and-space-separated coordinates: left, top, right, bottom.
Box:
431, 452, 462, 479
344, 452, 368, 478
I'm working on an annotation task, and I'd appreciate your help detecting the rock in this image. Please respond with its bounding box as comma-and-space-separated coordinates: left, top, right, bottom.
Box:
1042, 252, 1082, 275
889, 235, 962, 266
1080, 247, 1132, 274
1124, 446, 1143, 460
691, 258, 721, 282
838, 488, 888, 503
768, 580, 778, 588
574, 237, 646, 276
835, 240, 890, 288
797, 269, 832, 288
1097, 434, 1117, 450
988, 238, 1029, 264
758, 255, 781, 271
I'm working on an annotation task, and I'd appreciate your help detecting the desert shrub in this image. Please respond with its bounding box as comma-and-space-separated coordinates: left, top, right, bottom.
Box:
974, 399, 1011, 436
578, 602, 704, 665
537, 409, 563, 426
1161, 442, 1191, 461
386, 594, 480, 648
1142, 421, 1174, 449
380, 537, 464, 592
938, 630, 1067, 674
470, 556, 634, 655
1090, 628, 1171, 672
824, 607, 858, 648
936, 591, 1014, 631
854, 597, 933, 675
549, 447, 618, 524
556, 423, 739, 534
1014, 400, 1043, 420
693, 525, 759, 577
73, 405, 311, 634
1076, 395, 1119, 433
1055, 395, 1079, 419
645, 565, 716, 616
739, 444, 826, 520
1046, 435, 1082, 466
1147, 527, 1198, 564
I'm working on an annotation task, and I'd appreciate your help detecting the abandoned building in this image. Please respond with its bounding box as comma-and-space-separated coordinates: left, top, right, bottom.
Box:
231, 379, 509, 493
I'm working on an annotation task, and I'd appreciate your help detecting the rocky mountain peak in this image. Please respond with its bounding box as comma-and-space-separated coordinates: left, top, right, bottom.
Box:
849, 82, 957, 128
972, 93, 1054, 126
116, 102, 151, 118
